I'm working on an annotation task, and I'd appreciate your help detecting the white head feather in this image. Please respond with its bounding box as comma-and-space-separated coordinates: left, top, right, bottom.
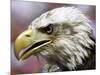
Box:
31, 7, 95, 70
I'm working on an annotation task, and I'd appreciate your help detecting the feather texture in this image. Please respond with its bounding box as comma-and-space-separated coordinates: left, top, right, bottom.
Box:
30, 7, 96, 72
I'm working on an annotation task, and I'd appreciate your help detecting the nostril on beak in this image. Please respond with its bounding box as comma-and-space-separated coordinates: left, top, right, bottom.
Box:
25, 34, 31, 37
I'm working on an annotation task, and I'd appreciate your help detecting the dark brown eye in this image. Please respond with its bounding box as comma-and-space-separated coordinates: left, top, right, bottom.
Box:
39, 24, 53, 34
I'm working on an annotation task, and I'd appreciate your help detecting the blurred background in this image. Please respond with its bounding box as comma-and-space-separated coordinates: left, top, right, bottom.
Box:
11, 0, 96, 74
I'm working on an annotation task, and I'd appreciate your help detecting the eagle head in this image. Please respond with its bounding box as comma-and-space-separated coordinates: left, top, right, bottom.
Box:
14, 7, 95, 70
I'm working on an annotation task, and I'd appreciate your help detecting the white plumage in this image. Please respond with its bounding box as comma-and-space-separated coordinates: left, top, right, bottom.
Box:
29, 7, 95, 71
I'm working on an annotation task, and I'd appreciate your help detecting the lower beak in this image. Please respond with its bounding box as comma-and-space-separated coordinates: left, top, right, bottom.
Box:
15, 29, 51, 60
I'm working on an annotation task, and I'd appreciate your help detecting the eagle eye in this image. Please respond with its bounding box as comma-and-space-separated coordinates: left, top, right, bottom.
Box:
39, 24, 53, 34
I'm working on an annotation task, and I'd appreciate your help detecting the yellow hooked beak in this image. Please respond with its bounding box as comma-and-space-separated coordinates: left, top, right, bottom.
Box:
15, 28, 51, 61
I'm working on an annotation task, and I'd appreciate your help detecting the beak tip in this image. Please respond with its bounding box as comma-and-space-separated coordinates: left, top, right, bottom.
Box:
14, 50, 20, 61
14, 54, 18, 61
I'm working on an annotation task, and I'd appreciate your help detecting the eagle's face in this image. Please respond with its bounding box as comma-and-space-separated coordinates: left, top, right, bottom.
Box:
15, 7, 95, 70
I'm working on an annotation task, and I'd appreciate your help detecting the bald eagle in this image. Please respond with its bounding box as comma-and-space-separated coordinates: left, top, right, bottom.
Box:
14, 7, 95, 72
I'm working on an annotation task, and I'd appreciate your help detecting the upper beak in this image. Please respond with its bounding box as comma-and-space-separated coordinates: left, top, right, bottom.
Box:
15, 29, 51, 61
